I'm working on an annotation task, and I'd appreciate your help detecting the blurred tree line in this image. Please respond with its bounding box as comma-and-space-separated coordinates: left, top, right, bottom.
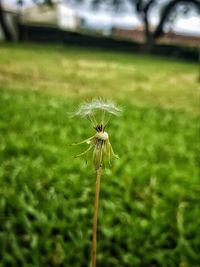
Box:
91, 0, 200, 47
0, 0, 199, 46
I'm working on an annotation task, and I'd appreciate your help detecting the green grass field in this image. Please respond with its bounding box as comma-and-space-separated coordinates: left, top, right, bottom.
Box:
0, 43, 199, 267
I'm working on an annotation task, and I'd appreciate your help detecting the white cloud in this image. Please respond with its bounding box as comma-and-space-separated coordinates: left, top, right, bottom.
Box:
173, 16, 200, 36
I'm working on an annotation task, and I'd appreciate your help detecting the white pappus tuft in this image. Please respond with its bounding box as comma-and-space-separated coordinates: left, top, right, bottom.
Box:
74, 99, 122, 118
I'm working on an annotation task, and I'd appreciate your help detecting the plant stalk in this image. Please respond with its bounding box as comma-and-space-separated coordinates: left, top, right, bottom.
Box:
92, 167, 102, 267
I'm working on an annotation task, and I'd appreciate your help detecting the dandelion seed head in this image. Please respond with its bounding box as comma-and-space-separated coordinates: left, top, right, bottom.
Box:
73, 99, 121, 169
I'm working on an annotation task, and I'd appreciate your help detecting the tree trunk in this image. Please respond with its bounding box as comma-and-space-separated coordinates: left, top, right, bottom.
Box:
0, 0, 13, 41
142, 0, 156, 51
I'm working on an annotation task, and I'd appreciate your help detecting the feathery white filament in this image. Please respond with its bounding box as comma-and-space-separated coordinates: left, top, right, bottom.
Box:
75, 99, 122, 118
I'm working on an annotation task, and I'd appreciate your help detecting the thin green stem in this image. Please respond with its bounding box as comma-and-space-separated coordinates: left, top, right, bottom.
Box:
92, 167, 102, 267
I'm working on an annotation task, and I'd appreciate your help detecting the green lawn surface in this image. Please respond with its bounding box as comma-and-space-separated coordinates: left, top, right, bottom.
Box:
0, 43, 199, 267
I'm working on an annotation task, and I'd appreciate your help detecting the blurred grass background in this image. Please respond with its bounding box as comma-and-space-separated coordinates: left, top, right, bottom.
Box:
0, 43, 199, 267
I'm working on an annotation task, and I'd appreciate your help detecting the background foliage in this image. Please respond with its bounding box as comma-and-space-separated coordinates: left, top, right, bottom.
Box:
0, 44, 199, 267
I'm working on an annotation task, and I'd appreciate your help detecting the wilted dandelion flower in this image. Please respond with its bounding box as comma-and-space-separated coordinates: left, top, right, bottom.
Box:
73, 99, 122, 169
